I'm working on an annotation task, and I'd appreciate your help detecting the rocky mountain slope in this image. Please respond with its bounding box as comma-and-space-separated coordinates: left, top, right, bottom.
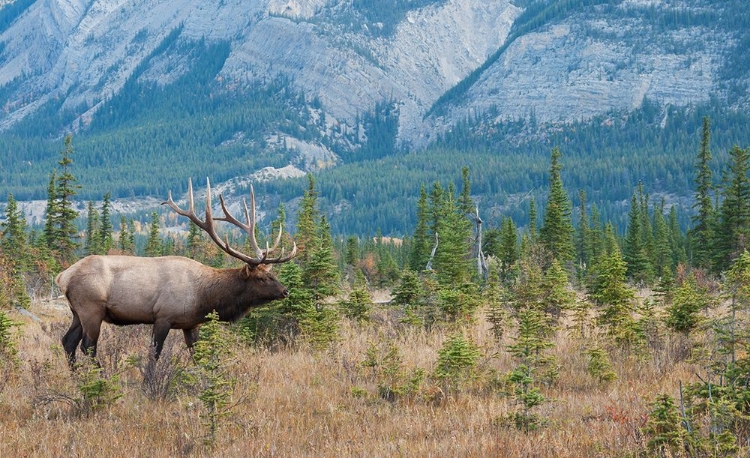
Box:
2, 0, 745, 149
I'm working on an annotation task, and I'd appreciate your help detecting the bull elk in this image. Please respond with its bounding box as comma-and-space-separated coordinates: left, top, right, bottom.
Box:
56, 178, 296, 364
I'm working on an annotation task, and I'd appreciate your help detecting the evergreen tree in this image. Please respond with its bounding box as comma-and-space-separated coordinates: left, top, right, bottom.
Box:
1, 193, 29, 272
296, 174, 319, 265
623, 189, 652, 283
652, 198, 671, 279
589, 203, 605, 262
144, 211, 163, 257
542, 259, 574, 321
99, 193, 114, 254
303, 215, 339, 303
668, 206, 687, 269
643, 394, 686, 456
690, 116, 715, 269
665, 272, 708, 334
409, 185, 430, 272
46, 135, 81, 265
84, 201, 101, 255
1, 194, 31, 309
576, 189, 592, 270
713, 145, 750, 272
186, 221, 201, 258
43, 172, 57, 247
498, 216, 519, 281
638, 183, 654, 273
344, 235, 359, 268
590, 245, 636, 344
458, 166, 474, 216
431, 183, 473, 285
539, 147, 575, 262
392, 269, 422, 308
506, 306, 556, 431
118, 216, 135, 254
192, 311, 234, 445
528, 197, 537, 241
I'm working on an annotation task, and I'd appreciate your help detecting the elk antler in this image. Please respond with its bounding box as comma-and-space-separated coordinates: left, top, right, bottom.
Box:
163, 178, 297, 265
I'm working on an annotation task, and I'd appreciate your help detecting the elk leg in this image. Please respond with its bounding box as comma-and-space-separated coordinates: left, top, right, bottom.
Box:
79, 308, 105, 359
183, 327, 200, 352
62, 312, 83, 365
152, 321, 172, 359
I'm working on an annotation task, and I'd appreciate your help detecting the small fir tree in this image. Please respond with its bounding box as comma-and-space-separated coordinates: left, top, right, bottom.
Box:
192, 311, 235, 446
144, 211, 163, 257
539, 147, 575, 263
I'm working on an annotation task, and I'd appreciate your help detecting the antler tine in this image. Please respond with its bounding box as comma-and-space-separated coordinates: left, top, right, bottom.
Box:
165, 178, 297, 266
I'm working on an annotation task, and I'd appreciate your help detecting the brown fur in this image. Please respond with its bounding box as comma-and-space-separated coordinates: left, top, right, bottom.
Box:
56, 255, 288, 363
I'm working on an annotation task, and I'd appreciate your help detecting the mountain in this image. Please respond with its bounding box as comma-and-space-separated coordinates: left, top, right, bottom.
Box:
0, 0, 748, 234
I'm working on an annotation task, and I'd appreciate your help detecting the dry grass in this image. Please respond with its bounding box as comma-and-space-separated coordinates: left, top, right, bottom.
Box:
0, 297, 700, 457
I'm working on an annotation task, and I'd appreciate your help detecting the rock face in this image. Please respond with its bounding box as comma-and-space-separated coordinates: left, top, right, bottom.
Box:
0, 0, 744, 146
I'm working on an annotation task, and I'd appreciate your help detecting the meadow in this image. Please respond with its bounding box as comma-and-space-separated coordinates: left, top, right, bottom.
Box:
0, 290, 699, 458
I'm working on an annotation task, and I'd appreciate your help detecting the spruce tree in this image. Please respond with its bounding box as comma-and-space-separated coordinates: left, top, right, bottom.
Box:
528, 197, 537, 241
409, 185, 430, 272
432, 183, 473, 285
665, 272, 708, 334
498, 216, 519, 281
652, 198, 671, 279
590, 245, 636, 344
1, 193, 29, 272
118, 217, 135, 254
144, 211, 163, 257
576, 189, 592, 270
542, 259, 574, 321
46, 135, 81, 265
99, 193, 114, 254
303, 215, 339, 303
713, 145, 750, 272
84, 201, 101, 255
458, 166, 474, 216
539, 147, 575, 263
1, 194, 31, 308
296, 174, 319, 265
623, 189, 652, 283
506, 306, 556, 431
690, 116, 715, 269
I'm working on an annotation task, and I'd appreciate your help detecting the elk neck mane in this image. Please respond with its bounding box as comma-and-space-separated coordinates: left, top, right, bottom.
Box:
195, 264, 266, 322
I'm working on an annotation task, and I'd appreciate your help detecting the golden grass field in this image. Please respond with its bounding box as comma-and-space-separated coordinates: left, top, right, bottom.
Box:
0, 293, 697, 457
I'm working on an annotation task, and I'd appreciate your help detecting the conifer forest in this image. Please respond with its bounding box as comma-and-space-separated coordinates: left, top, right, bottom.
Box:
2, 115, 750, 456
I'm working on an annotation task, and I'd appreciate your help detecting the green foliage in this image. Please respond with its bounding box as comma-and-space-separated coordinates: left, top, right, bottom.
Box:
339, 278, 373, 323
484, 278, 509, 343
360, 340, 424, 402
504, 303, 556, 431
539, 147, 575, 263
434, 333, 480, 393
590, 246, 637, 345
642, 394, 686, 456
585, 346, 617, 384
690, 116, 715, 269
713, 146, 750, 273
74, 359, 122, 414
0, 310, 20, 367
437, 282, 481, 325
391, 269, 422, 307
44, 135, 81, 265
144, 211, 163, 257
542, 259, 575, 321
192, 311, 236, 446
665, 272, 709, 334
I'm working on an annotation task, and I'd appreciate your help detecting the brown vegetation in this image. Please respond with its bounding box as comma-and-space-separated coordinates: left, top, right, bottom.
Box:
0, 293, 701, 457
